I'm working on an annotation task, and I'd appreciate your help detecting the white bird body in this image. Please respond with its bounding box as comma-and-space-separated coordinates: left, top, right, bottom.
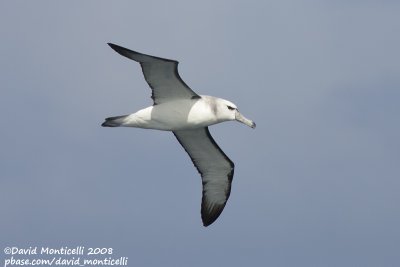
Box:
116, 96, 239, 131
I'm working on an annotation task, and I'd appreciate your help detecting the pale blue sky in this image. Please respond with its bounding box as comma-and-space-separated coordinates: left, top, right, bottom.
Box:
1, 1, 399, 266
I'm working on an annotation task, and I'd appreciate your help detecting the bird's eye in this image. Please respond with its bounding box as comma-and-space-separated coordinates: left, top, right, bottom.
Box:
227, 105, 235, 110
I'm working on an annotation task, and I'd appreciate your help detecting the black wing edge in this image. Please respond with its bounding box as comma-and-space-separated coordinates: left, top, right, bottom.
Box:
107, 43, 177, 63
201, 167, 234, 227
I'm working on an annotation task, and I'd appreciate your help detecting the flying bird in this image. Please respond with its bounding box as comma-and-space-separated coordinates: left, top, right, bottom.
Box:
102, 43, 256, 226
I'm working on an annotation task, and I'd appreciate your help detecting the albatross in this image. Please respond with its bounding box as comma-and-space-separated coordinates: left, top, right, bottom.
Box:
102, 43, 256, 226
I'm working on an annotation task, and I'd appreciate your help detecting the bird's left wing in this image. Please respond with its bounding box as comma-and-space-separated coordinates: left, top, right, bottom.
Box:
173, 128, 234, 226
108, 43, 200, 105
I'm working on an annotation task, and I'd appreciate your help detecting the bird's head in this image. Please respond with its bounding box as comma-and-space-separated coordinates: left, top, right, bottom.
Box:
216, 98, 256, 129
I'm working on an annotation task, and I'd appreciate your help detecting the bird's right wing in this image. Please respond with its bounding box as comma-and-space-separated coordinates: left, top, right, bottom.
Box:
108, 43, 200, 105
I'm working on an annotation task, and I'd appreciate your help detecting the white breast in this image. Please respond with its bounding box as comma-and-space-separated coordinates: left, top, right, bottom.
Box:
124, 98, 218, 131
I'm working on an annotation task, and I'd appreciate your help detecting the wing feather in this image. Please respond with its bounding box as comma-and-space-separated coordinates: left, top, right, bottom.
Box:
108, 43, 200, 104
173, 128, 234, 226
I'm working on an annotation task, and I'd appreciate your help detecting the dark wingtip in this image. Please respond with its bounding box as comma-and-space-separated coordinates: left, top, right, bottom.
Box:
107, 43, 119, 51
101, 121, 110, 127
201, 213, 220, 227
107, 43, 137, 60
101, 115, 128, 127
201, 203, 226, 227
101, 120, 113, 127
202, 218, 213, 227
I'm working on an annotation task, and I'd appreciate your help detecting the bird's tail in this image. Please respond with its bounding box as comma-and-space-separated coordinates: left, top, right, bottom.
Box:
101, 115, 129, 127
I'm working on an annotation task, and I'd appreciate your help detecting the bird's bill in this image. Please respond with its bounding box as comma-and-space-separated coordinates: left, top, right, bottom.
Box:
235, 111, 256, 129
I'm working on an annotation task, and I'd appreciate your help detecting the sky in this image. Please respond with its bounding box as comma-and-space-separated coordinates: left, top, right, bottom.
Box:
1, 1, 399, 266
